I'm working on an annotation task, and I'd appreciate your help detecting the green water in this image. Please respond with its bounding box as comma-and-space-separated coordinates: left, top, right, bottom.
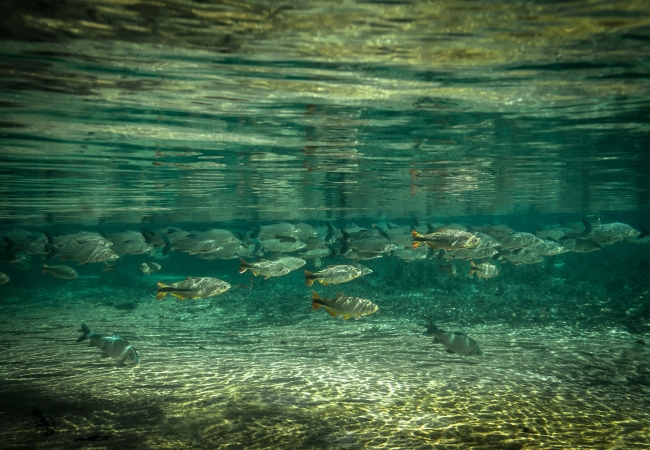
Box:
1, 0, 650, 448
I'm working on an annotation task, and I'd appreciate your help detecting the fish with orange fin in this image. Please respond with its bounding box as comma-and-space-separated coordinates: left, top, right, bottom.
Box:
412, 229, 481, 250
311, 291, 378, 320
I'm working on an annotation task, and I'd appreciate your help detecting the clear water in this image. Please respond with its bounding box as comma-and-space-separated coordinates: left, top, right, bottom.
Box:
1, 1, 649, 448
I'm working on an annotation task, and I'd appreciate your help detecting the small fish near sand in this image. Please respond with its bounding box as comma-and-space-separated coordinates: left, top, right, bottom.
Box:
156, 276, 231, 300
426, 320, 484, 357
77, 323, 140, 365
42, 264, 78, 279
311, 291, 378, 320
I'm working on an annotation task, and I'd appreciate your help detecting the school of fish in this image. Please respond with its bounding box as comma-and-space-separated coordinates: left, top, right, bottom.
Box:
2, 218, 648, 363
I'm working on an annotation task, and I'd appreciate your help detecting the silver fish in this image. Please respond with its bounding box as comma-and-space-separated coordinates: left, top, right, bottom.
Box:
141, 227, 189, 249
499, 232, 542, 249
527, 240, 567, 256
495, 248, 543, 264
100, 230, 143, 245
293, 223, 318, 239
172, 236, 223, 255
259, 237, 307, 253
53, 241, 119, 264
445, 247, 498, 261
112, 240, 154, 255
582, 220, 640, 243
156, 277, 231, 300
42, 264, 78, 279
558, 237, 602, 252
391, 247, 430, 262
3, 231, 49, 255
199, 229, 242, 245
77, 323, 140, 365
238, 258, 292, 279
428, 323, 484, 357
140, 262, 161, 275
51, 231, 112, 248
469, 261, 499, 280
256, 222, 301, 238
305, 264, 372, 286
311, 291, 378, 320
468, 224, 515, 240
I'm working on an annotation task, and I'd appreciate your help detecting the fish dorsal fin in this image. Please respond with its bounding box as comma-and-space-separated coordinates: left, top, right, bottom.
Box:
452, 331, 466, 336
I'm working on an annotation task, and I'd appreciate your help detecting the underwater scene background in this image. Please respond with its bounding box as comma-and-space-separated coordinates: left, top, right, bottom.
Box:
1, 0, 650, 448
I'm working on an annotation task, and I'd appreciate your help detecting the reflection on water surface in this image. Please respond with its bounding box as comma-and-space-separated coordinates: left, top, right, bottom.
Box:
0, 0, 649, 224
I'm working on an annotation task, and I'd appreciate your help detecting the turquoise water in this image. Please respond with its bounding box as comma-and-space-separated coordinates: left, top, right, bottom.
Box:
1, 1, 650, 448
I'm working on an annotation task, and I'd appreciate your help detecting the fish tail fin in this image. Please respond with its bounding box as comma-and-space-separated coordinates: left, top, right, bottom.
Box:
44, 232, 57, 259
162, 234, 172, 256
338, 230, 350, 255
310, 292, 329, 311
469, 261, 479, 276
581, 219, 592, 234
249, 224, 261, 239
3, 236, 14, 252
238, 257, 250, 274
411, 230, 422, 249
325, 222, 335, 241
141, 227, 154, 243
77, 322, 91, 343
377, 228, 390, 240
305, 270, 316, 286
156, 281, 168, 300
